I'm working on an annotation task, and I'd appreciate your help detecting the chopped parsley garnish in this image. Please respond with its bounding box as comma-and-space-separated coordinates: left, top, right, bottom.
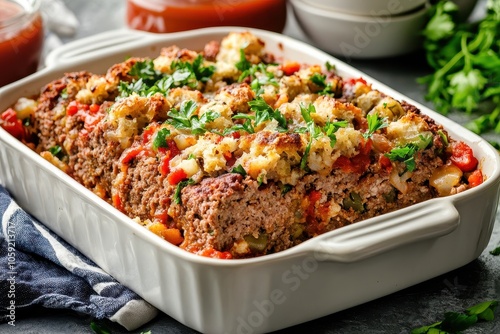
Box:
231, 164, 247, 176
129, 59, 163, 84
363, 113, 388, 138
171, 54, 216, 85
173, 178, 195, 205
325, 61, 335, 72
248, 98, 288, 130
281, 184, 293, 196
310, 72, 337, 95
297, 104, 348, 170
152, 128, 170, 150
385, 143, 419, 172
49, 145, 63, 159
299, 104, 322, 170
411, 300, 498, 334
227, 114, 255, 134
60, 88, 68, 100
235, 48, 251, 72
166, 100, 219, 135
227, 98, 287, 134
238, 60, 279, 95
119, 56, 215, 97
323, 120, 348, 147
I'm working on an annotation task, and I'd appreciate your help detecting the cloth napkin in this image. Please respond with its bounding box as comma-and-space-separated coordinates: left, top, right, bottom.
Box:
0, 184, 158, 330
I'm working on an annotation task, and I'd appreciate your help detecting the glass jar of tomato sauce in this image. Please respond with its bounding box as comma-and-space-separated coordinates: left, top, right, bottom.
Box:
126, 0, 287, 34
0, 0, 44, 87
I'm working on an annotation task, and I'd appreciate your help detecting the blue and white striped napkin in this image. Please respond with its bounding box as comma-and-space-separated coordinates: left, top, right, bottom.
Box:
0, 184, 157, 330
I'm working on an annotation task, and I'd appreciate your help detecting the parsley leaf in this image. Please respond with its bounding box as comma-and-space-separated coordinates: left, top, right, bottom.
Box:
490, 245, 500, 256
299, 104, 322, 170
49, 145, 63, 159
235, 48, 251, 72
323, 120, 348, 147
363, 113, 388, 138
152, 128, 170, 150
119, 56, 215, 97
310, 72, 337, 95
173, 178, 195, 205
248, 98, 288, 130
411, 300, 498, 334
419, 0, 500, 137
238, 62, 278, 95
166, 100, 219, 135
385, 143, 419, 172
231, 164, 247, 176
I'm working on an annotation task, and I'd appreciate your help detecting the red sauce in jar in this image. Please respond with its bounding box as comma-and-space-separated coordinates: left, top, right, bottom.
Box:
0, 0, 44, 87
126, 0, 287, 33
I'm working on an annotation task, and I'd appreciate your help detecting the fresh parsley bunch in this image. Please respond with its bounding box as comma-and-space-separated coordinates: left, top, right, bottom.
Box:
418, 0, 500, 135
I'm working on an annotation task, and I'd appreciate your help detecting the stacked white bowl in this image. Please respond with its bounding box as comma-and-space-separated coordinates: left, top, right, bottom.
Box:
289, 0, 477, 59
289, 0, 428, 59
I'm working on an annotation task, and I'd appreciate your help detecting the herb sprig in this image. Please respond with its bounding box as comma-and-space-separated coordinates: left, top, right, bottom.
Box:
418, 0, 500, 136
411, 300, 498, 334
166, 100, 219, 135
298, 104, 347, 170
119, 56, 215, 97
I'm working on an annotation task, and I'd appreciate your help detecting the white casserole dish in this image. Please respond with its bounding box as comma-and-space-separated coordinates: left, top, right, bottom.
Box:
1, 27, 499, 334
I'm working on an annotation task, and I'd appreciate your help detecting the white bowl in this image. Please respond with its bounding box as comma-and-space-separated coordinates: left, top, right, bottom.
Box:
301, 0, 427, 16
290, 0, 429, 59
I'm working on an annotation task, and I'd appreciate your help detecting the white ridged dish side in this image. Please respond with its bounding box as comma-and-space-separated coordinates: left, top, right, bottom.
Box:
1, 27, 499, 334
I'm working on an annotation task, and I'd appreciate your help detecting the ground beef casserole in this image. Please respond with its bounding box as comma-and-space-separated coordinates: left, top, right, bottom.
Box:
0, 32, 484, 259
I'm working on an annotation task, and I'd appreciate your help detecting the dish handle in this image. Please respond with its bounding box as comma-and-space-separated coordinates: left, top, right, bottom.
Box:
309, 200, 459, 263
44, 29, 159, 67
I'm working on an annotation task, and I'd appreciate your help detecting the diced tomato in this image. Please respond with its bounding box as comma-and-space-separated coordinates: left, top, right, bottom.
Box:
89, 103, 100, 113
159, 151, 173, 176
167, 168, 187, 185
66, 101, 78, 116
199, 247, 233, 259
307, 190, 322, 218
230, 131, 241, 139
347, 77, 367, 86
468, 169, 483, 188
167, 139, 181, 156
379, 155, 393, 172
334, 140, 371, 174
0, 108, 25, 140
449, 141, 478, 172
142, 125, 157, 144
281, 61, 301, 76
120, 146, 144, 164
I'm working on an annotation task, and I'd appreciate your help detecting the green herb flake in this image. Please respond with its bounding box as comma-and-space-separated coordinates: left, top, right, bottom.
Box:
49, 145, 63, 158
173, 178, 195, 205
167, 100, 219, 135
411, 300, 498, 334
385, 143, 419, 172
231, 164, 247, 177
490, 246, 500, 256
363, 113, 388, 138
235, 48, 251, 72
152, 128, 170, 150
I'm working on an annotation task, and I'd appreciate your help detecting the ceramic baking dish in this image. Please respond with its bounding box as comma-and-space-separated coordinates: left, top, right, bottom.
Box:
1, 27, 499, 334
